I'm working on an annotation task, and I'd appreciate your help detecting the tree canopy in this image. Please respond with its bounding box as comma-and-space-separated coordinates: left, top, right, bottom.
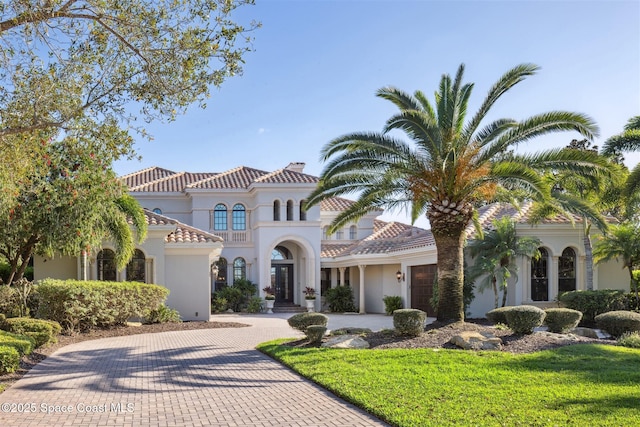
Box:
307, 63, 610, 322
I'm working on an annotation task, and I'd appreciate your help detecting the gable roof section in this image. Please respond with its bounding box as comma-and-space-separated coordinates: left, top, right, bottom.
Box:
130, 171, 218, 192
254, 167, 318, 184
142, 210, 223, 244
320, 197, 356, 211
121, 166, 176, 189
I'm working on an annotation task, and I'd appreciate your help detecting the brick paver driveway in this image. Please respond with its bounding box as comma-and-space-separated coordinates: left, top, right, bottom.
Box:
0, 315, 387, 427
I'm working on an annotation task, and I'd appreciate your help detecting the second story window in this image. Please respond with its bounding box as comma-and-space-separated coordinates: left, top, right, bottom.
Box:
232, 204, 246, 230
213, 204, 227, 230
273, 200, 280, 221
299, 200, 307, 221
286, 200, 294, 221
349, 225, 357, 239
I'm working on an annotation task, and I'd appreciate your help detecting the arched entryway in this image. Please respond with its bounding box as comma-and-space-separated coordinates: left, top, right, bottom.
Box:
265, 238, 317, 307
271, 245, 294, 302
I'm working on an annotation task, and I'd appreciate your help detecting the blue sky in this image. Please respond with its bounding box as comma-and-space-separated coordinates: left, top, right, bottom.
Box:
114, 0, 640, 229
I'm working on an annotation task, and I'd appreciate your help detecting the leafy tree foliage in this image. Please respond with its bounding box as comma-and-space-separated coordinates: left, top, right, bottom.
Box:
0, 137, 146, 284
307, 63, 609, 322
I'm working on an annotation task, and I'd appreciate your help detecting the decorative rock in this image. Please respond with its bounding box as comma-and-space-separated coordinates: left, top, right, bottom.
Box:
321, 335, 370, 349
449, 331, 502, 351
570, 327, 599, 339
331, 327, 372, 336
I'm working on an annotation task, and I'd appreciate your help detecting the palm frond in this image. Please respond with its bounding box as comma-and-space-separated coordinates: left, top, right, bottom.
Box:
376, 86, 422, 111
602, 129, 640, 156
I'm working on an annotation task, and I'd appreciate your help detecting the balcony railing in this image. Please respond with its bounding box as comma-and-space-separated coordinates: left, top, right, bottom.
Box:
213, 231, 249, 243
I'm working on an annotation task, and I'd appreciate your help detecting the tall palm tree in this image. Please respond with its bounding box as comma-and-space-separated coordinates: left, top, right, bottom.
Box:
306, 63, 609, 322
467, 217, 541, 308
602, 116, 640, 219
593, 222, 640, 304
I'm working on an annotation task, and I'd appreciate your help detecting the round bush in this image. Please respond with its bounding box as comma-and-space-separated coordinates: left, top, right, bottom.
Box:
0, 345, 20, 374
287, 312, 328, 332
543, 308, 583, 333
393, 309, 426, 337
595, 310, 640, 338
305, 325, 327, 344
618, 331, 640, 349
486, 307, 511, 325
504, 305, 546, 335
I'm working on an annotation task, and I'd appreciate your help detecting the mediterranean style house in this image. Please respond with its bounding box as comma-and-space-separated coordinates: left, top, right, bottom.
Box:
34, 162, 629, 320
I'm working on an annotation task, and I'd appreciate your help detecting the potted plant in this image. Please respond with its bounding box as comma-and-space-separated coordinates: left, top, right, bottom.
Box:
263, 286, 276, 314
304, 286, 316, 312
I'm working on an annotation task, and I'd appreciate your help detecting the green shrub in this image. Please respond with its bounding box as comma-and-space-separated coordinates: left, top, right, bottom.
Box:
35, 279, 169, 332
504, 305, 546, 335
617, 331, 640, 348
305, 325, 327, 344
0, 330, 34, 355
0, 285, 21, 317
0, 262, 33, 283
393, 309, 426, 337
0, 346, 20, 374
558, 289, 626, 325
213, 286, 243, 312
211, 295, 228, 313
325, 286, 357, 313
543, 308, 583, 333
595, 310, 640, 338
246, 296, 263, 313
486, 307, 511, 325
2, 317, 60, 347
144, 304, 181, 324
382, 295, 403, 315
287, 312, 328, 332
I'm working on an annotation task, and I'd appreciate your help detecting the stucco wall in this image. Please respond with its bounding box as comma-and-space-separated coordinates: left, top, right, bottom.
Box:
34, 255, 77, 281
164, 250, 213, 321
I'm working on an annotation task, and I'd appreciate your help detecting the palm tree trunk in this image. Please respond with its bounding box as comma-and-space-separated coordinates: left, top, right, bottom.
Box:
432, 224, 466, 322
492, 276, 499, 309
501, 285, 508, 307
584, 235, 594, 290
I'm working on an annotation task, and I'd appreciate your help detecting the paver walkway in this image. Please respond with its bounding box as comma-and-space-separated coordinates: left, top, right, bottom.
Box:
0, 315, 388, 427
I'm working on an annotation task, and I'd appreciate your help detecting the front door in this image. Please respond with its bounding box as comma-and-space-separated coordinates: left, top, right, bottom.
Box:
271, 265, 294, 303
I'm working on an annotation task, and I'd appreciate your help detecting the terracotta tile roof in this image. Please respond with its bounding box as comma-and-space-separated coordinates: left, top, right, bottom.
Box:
320, 197, 356, 211
121, 167, 176, 189
130, 172, 218, 192
143, 210, 223, 244
186, 166, 268, 189
254, 168, 318, 184
324, 220, 434, 257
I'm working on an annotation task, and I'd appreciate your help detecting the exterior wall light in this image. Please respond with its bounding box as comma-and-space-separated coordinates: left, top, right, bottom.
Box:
396, 270, 405, 283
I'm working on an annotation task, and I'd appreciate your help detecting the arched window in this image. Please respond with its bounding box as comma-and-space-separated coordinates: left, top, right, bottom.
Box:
126, 249, 146, 282
213, 204, 227, 230
273, 200, 281, 221
286, 200, 294, 221
336, 228, 344, 240
232, 204, 246, 230
152, 208, 162, 214
214, 257, 227, 291
233, 257, 246, 282
322, 226, 329, 240
531, 247, 549, 301
299, 200, 307, 221
97, 249, 117, 281
349, 225, 357, 240
559, 247, 577, 293
272, 246, 292, 260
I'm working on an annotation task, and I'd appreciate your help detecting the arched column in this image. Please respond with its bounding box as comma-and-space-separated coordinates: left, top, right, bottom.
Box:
338, 267, 346, 286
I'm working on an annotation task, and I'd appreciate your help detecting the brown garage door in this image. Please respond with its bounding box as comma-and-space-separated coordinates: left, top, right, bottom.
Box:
410, 264, 437, 317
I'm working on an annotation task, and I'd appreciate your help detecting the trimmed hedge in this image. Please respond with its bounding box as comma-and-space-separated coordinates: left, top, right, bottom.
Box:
595, 310, 640, 338
35, 279, 169, 332
543, 308, 583, 333
306, 325, 327, 344
144, 304, 181, 324
0, 346, 20, 374
558, 290, 626, 324
504, 305, 546, 335
486, 307, 511, 325
287, 312, 328, 332
1, 317, 61, 347
393, 309, 426, 337
0, 330, 34, 356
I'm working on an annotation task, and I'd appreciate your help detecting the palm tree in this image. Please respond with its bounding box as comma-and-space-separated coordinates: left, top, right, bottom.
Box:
602, 116, 640, 219
467, 217, 541, 308
306, 63, 609, 322
593, 222, 640, 304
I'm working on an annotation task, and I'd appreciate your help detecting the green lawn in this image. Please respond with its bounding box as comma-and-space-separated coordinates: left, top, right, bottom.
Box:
258, 341, 640, 426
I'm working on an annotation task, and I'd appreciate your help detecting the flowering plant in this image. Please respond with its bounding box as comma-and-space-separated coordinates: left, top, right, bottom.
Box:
304, 286, 316, 300
262, 286, 275, 300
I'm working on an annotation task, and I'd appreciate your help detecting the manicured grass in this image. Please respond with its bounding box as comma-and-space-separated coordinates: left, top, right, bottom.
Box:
258, 340, 640, 426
